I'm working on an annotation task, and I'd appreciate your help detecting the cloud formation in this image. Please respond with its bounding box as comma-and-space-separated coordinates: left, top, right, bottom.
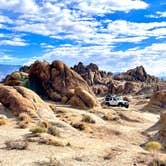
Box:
0, 0, 165, 77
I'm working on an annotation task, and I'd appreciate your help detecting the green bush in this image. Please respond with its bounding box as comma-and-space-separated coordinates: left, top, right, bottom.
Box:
30, 126, 47, 134
145, 141, 162, 151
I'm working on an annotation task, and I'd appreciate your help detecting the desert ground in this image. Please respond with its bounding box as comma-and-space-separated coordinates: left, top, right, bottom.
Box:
0, 95, 164, 166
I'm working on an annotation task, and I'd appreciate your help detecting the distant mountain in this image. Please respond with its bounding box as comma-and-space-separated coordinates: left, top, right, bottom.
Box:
0, 64, 21, 81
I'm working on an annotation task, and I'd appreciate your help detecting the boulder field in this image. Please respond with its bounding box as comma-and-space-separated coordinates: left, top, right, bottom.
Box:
3, 60, 98, 109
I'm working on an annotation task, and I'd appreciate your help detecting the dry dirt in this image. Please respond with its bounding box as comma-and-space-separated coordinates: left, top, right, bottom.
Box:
0, 95, 165, 166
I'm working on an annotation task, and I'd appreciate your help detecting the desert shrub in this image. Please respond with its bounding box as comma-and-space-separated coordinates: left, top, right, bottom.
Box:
19, 113, 31, 122
0, 118, 7, 125
102, 113, 112, 121
5, 139, 28, 150
82, 114, 95, 123
71, 122, 90, 131
47, 126, 60, 137
39, 135, 69, 147
39, 120, 50, 129
18, 120, 29, 129
30, 126, 47, 134
145, 141, 162, 152
112, 115, 120, 121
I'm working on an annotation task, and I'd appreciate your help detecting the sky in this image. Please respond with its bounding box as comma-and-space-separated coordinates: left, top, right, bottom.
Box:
0, 0, 166, 77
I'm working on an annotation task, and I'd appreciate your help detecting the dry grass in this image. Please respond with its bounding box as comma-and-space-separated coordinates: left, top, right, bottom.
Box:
102, 113, 112, 121
19, 113, 31, 122
0, 118, 7, 126
47, 126, 60, 137
18, 120, 29, 129
39, 134, 70, 147
71, 122, 92, 132
82, 114, 95, 123
39, 120, 50, 129
30, 125, 47, 134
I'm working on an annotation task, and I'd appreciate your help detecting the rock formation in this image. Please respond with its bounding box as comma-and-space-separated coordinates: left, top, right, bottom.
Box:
113, 66, 161, 83
72, 62, 112, 86
29, 60, 94, 101
0, 85, 53, 118
3, 60, 166, 100
148, 91, 166, 109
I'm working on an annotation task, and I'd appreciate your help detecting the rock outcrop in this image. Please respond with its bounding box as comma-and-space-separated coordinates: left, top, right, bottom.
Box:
72, 62, 112, 86
0, 85, 53, 118
114, 66, 160, 83
29, 60, 94, 102
19, 65, 30, 73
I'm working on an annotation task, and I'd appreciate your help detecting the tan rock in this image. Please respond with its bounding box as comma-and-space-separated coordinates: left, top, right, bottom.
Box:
0, 85, 52, 118
69, 87, 97, 109
160, 111, 166, 128
148, 91, 166, 108
29, 60, 93, 101
4, 72, 29, 87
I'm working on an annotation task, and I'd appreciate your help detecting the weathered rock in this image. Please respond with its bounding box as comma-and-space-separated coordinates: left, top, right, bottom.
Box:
114, 66, 161, 83
0, 85, 53, 118
5, 139, 28, 150
69, 87, 98, 109
4, 72, 29, 87
19, 65, 30, 73
148, 91, 166, 109
29, 60, 93, 101
72, 62, 112, 86
160, 111, 166, 128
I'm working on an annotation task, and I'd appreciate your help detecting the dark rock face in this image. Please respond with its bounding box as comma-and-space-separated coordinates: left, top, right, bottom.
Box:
29, 60, 93, 101
73, 63, 166, 96
72, 62, 112, 86
114, 66, 160, 83
19, 65, 30, 73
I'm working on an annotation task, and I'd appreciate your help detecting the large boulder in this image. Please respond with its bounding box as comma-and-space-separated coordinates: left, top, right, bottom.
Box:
69, 87, 98, 109
29, 60, 93, 101
0, 85, 53, 118
148, 91, 166, 109
144, 91, 166, 113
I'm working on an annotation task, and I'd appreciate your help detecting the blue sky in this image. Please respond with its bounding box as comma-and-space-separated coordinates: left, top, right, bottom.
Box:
0, 0, 166, 76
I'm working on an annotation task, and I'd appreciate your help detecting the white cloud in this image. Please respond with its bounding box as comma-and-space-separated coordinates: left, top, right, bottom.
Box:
75, 0, 148, 15
0, 37, 27, 46
26, 42, 166, 76
0, 0, 39, 14
146, 11, 166, 18
0, 15, 13, 24
0, 0, 165, 77
107, 20, 166, 37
